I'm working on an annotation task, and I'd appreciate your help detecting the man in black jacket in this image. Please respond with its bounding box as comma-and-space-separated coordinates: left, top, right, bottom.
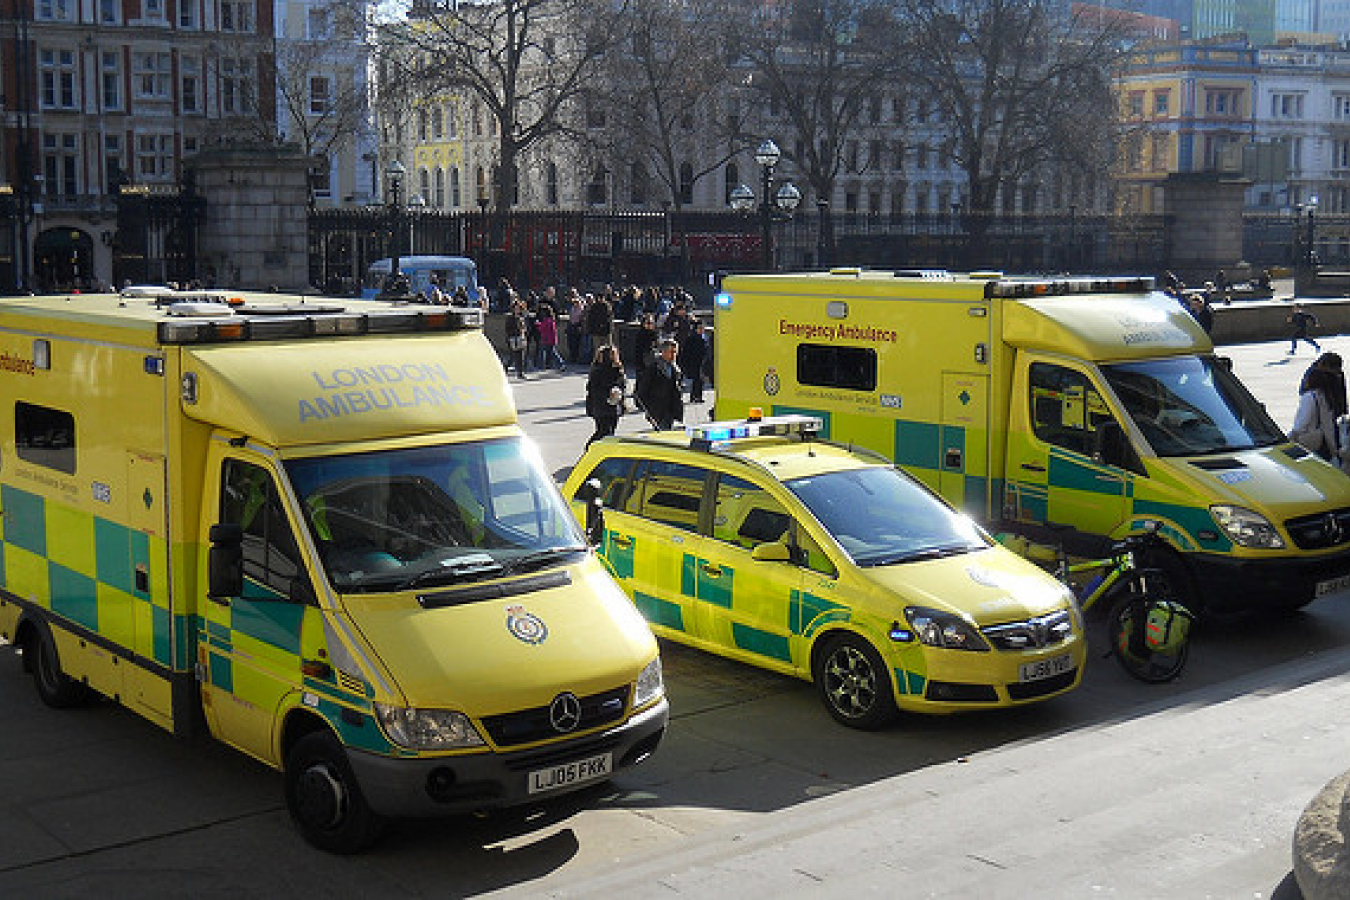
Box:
636, 338, 684, 430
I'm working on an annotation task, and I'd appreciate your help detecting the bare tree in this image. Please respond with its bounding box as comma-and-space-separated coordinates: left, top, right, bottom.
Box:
894, 0, 1132, 230
384, 0, 629, 216
599, 0, 738, 210
725, 0, 902, 253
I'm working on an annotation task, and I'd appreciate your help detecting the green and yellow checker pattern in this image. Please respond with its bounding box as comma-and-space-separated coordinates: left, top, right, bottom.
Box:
1, 482, 176, 669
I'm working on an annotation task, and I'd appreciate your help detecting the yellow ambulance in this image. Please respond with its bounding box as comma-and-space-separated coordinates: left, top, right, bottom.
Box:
713, 269, 1350, 616
564, 414, 1086, 728
0, 288, 666, 853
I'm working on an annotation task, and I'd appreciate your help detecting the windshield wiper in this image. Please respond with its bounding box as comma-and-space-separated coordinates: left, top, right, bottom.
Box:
398, 553, 505, 590
500, 545, 587, 576
865, 543, 977, 567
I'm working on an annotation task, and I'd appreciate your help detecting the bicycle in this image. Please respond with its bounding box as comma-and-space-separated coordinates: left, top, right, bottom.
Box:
1000, 523, 1195, 683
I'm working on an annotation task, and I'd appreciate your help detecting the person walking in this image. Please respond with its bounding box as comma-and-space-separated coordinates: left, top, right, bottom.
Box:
636, 337, 684, 430
1292, 364, 1342, 464
566, 291, 586, 365
1187, 292, 1214, 335
680, 318, 709, 403
504, 298, 529, 379
536, 302, 566, 371
632, 314, 659, 375
586, 290, 613, 358
585, 345, 626, 448
1288, 303, 1322, 354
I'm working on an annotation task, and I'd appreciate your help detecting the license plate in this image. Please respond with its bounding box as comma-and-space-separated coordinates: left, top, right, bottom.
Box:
527, 752, 613, 794
1316, 574, 1350, 598
1019, 653, 1074, 683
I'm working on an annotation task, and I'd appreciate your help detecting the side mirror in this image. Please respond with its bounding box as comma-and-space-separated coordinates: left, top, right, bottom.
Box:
750, 540, 791, 563
207, 523, 244, 601
580, 478, 605, 546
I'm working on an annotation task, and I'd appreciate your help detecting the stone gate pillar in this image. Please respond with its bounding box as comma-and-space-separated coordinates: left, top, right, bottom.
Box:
1163, 172, 1251, 284
188, 144, 311, 291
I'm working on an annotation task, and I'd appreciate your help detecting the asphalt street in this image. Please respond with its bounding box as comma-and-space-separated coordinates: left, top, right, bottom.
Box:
0, 308, 1348, 899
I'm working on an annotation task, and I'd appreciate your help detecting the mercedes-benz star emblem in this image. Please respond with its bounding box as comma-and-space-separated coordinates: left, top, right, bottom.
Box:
549, 693, 582, 733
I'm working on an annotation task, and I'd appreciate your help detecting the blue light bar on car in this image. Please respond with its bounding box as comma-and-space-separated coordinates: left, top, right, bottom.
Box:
687, 413, 823, 448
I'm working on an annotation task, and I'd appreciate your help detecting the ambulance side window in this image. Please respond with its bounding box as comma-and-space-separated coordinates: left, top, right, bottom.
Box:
711, 474, 790, 550
575, 456, 637, 510
15, 401, 76, 474
798, 343, 878, 392
221, 459, 309, 603
628, 460, 707, 533
1029, 363, 1114, 457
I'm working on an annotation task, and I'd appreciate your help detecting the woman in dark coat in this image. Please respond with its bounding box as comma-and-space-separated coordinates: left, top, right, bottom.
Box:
585, 344, 626, 447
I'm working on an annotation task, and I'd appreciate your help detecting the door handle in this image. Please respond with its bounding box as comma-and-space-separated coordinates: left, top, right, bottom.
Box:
611, 535, 633, 549
701, 563, 724, 578
1021, 462, 1047, 473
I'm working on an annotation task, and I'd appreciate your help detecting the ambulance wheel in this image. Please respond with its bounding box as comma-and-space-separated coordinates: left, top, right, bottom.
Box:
814, 633, 898, 730
285, 731, 386, 854
29, 625, 91, 709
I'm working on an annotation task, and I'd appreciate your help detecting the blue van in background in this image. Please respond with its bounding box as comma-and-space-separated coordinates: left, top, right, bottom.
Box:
362, 256, 479, 300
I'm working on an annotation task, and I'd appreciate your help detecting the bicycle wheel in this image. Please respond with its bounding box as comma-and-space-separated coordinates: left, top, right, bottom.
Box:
1107, 592, 1191, 683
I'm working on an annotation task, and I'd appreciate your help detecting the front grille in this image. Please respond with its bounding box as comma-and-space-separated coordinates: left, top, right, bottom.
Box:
1007, 669, 1077, 700
1285, 507, 1350, 550
982, 609, 1074, 651
481, 685, 630, 748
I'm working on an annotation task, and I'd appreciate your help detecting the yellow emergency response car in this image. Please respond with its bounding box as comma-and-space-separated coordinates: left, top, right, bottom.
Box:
564, 414, 1086, 728
0, 287, 666, 853
713, 270, 1350, 616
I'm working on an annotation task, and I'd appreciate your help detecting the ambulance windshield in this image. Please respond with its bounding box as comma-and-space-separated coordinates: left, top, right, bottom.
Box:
1101, 356, 1284, 457
787, 466, 987, 567
285, 436, 585, 593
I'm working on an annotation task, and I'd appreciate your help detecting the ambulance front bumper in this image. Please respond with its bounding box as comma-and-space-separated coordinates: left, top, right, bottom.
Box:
347, 698, 668, 819
1187, 546, 1350, 612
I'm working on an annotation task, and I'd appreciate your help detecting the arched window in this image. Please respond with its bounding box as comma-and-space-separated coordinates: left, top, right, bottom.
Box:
434, 167, 445, 207
587, 166, 608, 206
475, 166, 487, 204
450, 167, 461, 207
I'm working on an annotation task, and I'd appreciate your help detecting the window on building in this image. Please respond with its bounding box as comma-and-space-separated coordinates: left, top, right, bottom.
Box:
1336, 94, 1350, 121
419, 168, 429, 203
184, 136, 198, 156
311, 155, 331, 198
434, 168, 444, 206
446, 102, 458, 138
1271, 93, 1305, 119
220, 0, 253, 32
586, 166, 607, 206
143, 0, 164, 20
179, 0, 196, 27
37, 0, 74, 21
43, 132, 79, 197
916, 143, 928, 170
135, 133, 174, 181
449, 167, 461, 206
1128, 91, 1144, 117
1290, 136, 1303, 174
39, 49, 78, 110
181, 56, 201, 113
104, 135, 124, 190
1151, 133, 1167, 172
221, 58, 255, 114
1336, 140, 1350, 171
309, 76, 331, 115
133, 51, 171, 99
1153, 90, 1169, 116
100, 0, 119, 23
307, 6, 330, 38
472, 102, 482, 136
101, 50, 122, 111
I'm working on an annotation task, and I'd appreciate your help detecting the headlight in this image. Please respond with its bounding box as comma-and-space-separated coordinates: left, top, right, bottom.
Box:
634, 656, 664, 707
904, 606, 990, 651
1210, 505, 1285, 549
374, 703, 486, 750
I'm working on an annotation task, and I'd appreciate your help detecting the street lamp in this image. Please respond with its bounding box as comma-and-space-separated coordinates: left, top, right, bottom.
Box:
407, 193, 426, 260
382, 160, 406, 296
1306, 194, 1319, 269
729, 139, 801, 270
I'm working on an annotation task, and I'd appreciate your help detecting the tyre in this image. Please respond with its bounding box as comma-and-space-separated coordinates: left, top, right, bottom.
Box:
284, 730, 386, 854
29, 625, 91, 709
814, 633, 898, 730
1107, 592, 1190, 684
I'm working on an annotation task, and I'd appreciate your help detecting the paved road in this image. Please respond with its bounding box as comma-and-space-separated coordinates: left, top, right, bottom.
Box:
0, 331, 1346, 898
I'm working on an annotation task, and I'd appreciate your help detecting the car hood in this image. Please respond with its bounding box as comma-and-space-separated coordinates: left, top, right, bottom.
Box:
343, 558, 657, 715
859, 545, 1071, 626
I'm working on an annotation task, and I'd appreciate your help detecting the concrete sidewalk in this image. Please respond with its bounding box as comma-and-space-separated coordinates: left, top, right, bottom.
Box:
494, 646, 1350, 899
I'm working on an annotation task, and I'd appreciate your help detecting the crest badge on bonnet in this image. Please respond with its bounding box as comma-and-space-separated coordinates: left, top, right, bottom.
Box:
506, 605, 548, 644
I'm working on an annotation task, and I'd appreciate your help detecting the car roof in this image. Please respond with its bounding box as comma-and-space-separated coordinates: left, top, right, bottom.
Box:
593, 431, 880, 483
